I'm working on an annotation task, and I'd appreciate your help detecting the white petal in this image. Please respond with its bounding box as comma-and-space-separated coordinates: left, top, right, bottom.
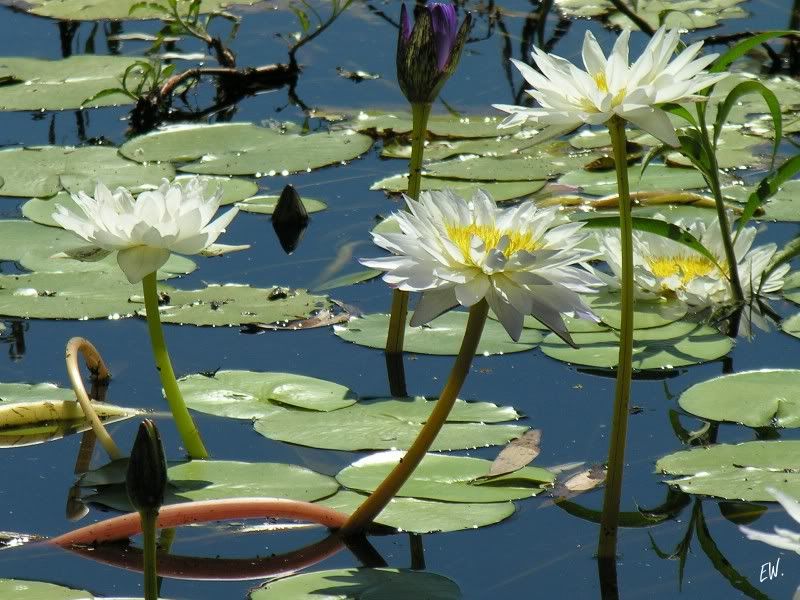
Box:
410, 288, 459, 327
116, 246, 171, 284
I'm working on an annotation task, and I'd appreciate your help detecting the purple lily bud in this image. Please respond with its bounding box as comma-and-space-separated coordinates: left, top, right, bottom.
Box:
396, 2, 471, 104
429, 3, 458, 72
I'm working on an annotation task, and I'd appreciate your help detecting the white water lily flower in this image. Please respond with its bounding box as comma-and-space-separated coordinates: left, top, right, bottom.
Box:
493, 26, 728, 147
360, 189, 603, 343
741, 488, 800, 554
597, 216, 789, 306
53, 178, 238, 284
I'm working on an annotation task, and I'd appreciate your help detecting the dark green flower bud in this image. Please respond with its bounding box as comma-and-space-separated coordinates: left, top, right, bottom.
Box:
396, 3, 471, 104
272, 184, 309, 254
126, 419, 167, 514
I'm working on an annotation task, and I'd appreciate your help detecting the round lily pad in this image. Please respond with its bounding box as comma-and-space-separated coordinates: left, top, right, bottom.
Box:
557, 164, 707, 196
0, 579, 93, 599
0, 271, 155, 320
382, 135, 548, 161
178, 370, 357, 417
236, 195, 327, 215
119, 123, 374, 176
336, 109, 525, 138
781, 312, 800, 339
371, 175, 546, 202
541, 321, 734, 370
0, 382, 74, 403
0, 55, 143, 111
250, 568, 460, 600
0, 145, 174, 198
336, 451, 554, 503
585, 293, 688, 330
335, 312, 542, 356
657, 441, 800, 501
85, 459, 339, 512
135, 285, 335, 327
679, 369, 800, 428
319, 490, 515, 533
254, 396, 527, 451
26, 0, 261, 20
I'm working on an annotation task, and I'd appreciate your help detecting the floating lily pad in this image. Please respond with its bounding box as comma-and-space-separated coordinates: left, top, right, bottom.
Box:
423, 146, 595, 182
85, 460, 339, 511
0, 55, 143, 111
334, 109, 525, 138
657, 441, 800, 501
319, 490, 515, 533
0, 145, 174, 198
382, 135, 549, 161
24, 0, 260, 20
0, 579, 93, 599
666, 127, 766, 170
254, 396, 526, 451
679, 369, 800, 428
0, 271, 152, 320
585, 292, 688, 330
235, 195, 327, 215
336, 451, 553, 503
250, 568, 460, 600
313, 268, 382, 291
119, 123, 373, 176
558, 164, 707, 196
178, 370, 357, 417
371, 175, 546, 201
135, 284, 335, 327
541, 321, 734, 370
334, 312, 542, 355
746, 180, 800, 222
555, 0, 747, 30
0, 382, 74, 403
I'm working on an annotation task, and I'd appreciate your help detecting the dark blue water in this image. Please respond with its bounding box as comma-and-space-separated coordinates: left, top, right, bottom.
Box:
0, 1, 799, 598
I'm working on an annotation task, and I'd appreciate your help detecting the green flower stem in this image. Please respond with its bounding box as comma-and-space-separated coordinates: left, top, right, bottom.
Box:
597, 115, 635, 561
140, 509, 158, 600
385, 101, 433, 356
697, 107, 745, 303
142, 272, 208, 460
342, 299, 488, 536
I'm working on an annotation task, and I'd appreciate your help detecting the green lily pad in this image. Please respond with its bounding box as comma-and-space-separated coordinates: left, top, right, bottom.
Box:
333, 109, 525, 138
423, 146, 595, 182
336, 451, 554, 503
679, 370, 800, 428
541, 321, 734, 370
666, 127, 767, 170
319, 490, 515, 533
781, 312, 800, 339
250, 568, 460, 600
0, 579, 93, 599
0, 382, 74, 403
747, 180, 800, 222
558, 164, 707, 196
24, 0, 259, 20
555, 0, 747, 30
253, 396, 526, 451
0, 271, 156, 320
0, 145, 174, 198
178, 370, 356, 417
119, 123, 374, 176
381, 134, 549, 161
334, 312, 543, 355
585, 292, 688, 330
371, 175, 546, 202
235, 195, 327, 215
85, 459, 339, 511
0, 55, 143, 111
313, 268, 382, 291
657, 441, 800, 501
134, 284, 335, 327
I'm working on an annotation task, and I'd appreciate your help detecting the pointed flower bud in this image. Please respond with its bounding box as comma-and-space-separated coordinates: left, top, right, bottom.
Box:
272, 184, 309, 254
126, 419, 167, 515
396, 3, 471, 104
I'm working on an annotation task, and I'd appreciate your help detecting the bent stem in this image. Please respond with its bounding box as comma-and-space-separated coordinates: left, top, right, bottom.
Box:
342, 300, 488, 536
597, 115, 635, 562
142, 272, 208, 460
385, 101, 433, 357
65, 337, 121, 460
140, 509, 158, 600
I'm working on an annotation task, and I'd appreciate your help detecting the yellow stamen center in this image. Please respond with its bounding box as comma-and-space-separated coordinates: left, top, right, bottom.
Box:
445, 222, 541, 265
647, 255, 725, 286
594, 72, 608, 93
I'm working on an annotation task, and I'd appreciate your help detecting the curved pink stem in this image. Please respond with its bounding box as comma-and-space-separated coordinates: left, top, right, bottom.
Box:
62, 533, 345, 581
49, 498, 349, 546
